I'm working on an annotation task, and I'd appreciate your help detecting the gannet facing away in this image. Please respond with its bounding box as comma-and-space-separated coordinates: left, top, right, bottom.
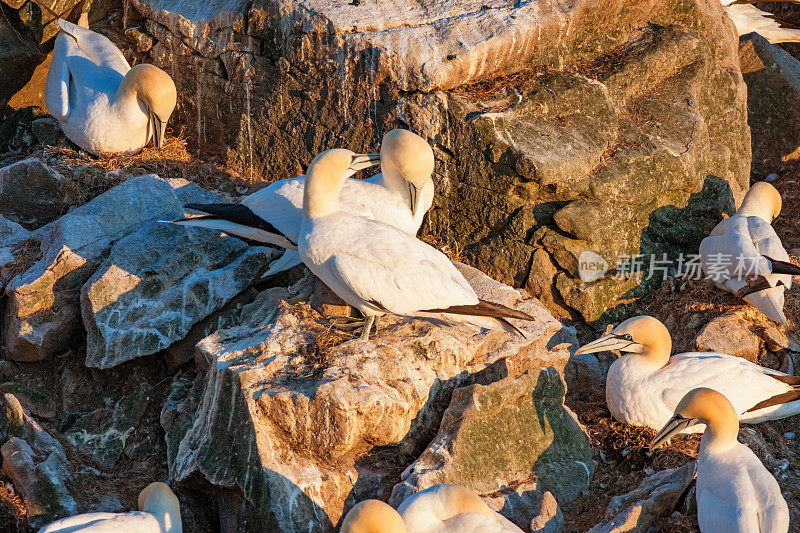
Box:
297, 149, 533, 341
721, 0, 800, 43
699, 181, 800, 324
340, 485, 524, 533
45, 19, 177, 155
651, 388, 789, 533
575, 316, 800, 433
174, 129, 436, 276
38, 482, 182, 532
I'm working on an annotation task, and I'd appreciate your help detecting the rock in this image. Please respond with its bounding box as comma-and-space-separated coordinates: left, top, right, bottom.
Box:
163, 268, 576, 532
0, 16, 42, 109
530, 491, 564, 533
0, 158, 79, 228
127, 0, 748, 320
0, 394, 76, 529
0, 215, 37, 289
0, 106, 47, 152
0, 382, 55, 419
125, 26, 154, 52
390, 370, 595, 509
81, 220, 277, 369
65, 382, 152, 468
760, 325, 789, 352
4, 175, 218, 361
31, 117, 62, 147
588, 462, 697, 533
693, 312, 761, 362
739, 33, 800, 175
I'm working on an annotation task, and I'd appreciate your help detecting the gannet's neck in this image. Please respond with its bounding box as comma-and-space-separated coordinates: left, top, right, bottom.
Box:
303, 164, 341, 219
736, 182, 781, 222
379, 164, 412, 206
640, 334, 671, 368
736, 201, 774, 223
699, 409, 739, 455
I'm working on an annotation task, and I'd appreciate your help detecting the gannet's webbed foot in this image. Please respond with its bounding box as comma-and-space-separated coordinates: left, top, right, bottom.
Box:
327, 315, 365, 331
359, 316, 377, 342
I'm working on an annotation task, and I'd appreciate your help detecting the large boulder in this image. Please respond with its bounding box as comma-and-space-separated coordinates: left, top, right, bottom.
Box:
3, 175, 219, 361
0, 158, 79, 228
161, 266, 581, 532
0, 15, 42, 109
126, 0, 750, 321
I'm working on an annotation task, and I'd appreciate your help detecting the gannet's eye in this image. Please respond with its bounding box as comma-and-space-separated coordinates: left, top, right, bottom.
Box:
623, 334, 633, 342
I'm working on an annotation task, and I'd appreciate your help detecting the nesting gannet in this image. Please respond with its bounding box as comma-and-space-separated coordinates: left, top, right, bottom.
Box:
45, 19, 177, 155
174, 129, 436, 276
651, 388, 789, 533
575, 316, 800, 433
38, 482, 182, 532
699, 181, 800, 324
340, 485, 524, 533
297, 149, 533, 341
721, 0, 800, 43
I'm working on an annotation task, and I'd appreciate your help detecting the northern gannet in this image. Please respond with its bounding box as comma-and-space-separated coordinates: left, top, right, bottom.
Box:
298, 149, 533, 341
699, 181, 800, 324
651, 388, 789, 533
340, 485, 524, 533
721, 0, 800, 43
38, 482, 182, 532
575, 316, 800, 433
45, 19, 177, 155
174, 129, 436, 276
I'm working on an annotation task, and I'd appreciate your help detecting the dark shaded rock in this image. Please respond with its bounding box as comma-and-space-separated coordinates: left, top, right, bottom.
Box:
0, 157, 78, 228
0, 16, 42, 110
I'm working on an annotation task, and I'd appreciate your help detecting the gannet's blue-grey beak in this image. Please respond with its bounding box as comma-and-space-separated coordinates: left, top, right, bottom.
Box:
649, 415, 700, 451
574, 333, 644, 356
349, 153, 381, 172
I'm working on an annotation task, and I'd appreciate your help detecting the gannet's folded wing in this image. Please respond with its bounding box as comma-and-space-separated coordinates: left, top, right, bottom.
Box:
39, 511, 161, 532
748, 216, 790, 263
697, 483, 757, 533
744, 451, 791, 532
443, 513, 525, 532
57, 19, 130, 77
44, 32, 72, 120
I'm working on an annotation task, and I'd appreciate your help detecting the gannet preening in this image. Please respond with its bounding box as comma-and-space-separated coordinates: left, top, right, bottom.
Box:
297, 149, 532, 341
340, 485, 524, 532
38, 482, 182, 532
174, 129, 435, 275
721, 0, 800, 43
699, 181, 800, 324
651, 388, 789, 533
45, 19, 177, 155
575, 316, 800, 433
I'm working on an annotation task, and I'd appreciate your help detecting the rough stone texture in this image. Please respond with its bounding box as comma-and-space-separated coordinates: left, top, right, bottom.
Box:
0, 15, 42, 109
0, 393, 76, 530
81, 220, 277, 369
588, 461, 697, 533
482, 482, 564, 533
0, 215, 37, 289
692, 311, 761, 362
0, 158, 79, 228
389, 370, 595, 508
124, 0, 750, 321
161, 267, 581, 532
739, 32, 800, 175
530, 490, 564, 533
3, 175, 218, 362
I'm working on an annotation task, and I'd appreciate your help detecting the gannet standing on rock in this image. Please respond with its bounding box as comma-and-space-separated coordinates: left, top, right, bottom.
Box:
699, 181, 800, 324
721, 0, 800, 43
575, 316, 800, 433
38, 482, 182, 532
651, 388, 789, 533
174, 129, 436, 276
297, 149, 533, 341
45, 19, 177, 155
341, 485, 524, 532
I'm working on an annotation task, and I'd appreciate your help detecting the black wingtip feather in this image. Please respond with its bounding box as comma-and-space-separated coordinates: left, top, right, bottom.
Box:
183, 203, 295, 246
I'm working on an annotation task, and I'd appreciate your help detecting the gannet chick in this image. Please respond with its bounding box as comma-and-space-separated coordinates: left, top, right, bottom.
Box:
340, 486, 524, 533
297, 149, 532, 341
721, 0, 800, 43
174, 129, 435, 276
575, 315, 800, 433
38, 482, 182, 532
699, 181, 800, 324
651, 388, 789, 533
45, 19, 177, 155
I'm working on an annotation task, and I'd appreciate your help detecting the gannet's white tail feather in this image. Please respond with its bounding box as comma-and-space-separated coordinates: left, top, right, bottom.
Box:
724, 2, 800, 43
262, 250, 303, 277
57, 18, 130, 76
744, 288, 787, 324
743, 373, 800, 422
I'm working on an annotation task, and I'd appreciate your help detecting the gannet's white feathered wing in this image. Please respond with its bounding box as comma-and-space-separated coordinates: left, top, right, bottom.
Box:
697, 444, 790, 533
38, 511, 162, 532
721, 0, 800, 43
607, 351, 800, 433
699, 214, 794, 323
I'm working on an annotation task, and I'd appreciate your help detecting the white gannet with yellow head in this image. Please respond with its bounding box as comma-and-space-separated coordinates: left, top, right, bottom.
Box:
340, 485, 524, 533
651, 388, 789, 533
699, 181, 800, 324
45, 19, 177, 155
297, 149, 532, 341
721, 0, 800, 43
575, 315, 800, 433
174, 129, 436, 275
38, 481, 182, 532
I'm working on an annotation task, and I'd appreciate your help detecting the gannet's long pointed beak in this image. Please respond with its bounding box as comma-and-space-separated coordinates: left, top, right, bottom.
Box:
349, 153, 381, 172
407, 181, 422, 215
574, 333, 644, 355
149, 108, 166, 149
649, 415, 700, 451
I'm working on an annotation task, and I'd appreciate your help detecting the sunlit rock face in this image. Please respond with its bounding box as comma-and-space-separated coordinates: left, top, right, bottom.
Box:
126, 0, 750, 323
161, 266, 588, 532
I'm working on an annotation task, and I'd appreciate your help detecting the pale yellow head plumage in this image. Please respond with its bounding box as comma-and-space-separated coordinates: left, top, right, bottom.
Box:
381, 129, 434, 189
138, 482, 181, 532
340, 500, 405, 533
737, 181, 782, 221
303, 149, 381, 219
650, 388, 739, 451
120, 64, 177, 149
575, 315, 671, 365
